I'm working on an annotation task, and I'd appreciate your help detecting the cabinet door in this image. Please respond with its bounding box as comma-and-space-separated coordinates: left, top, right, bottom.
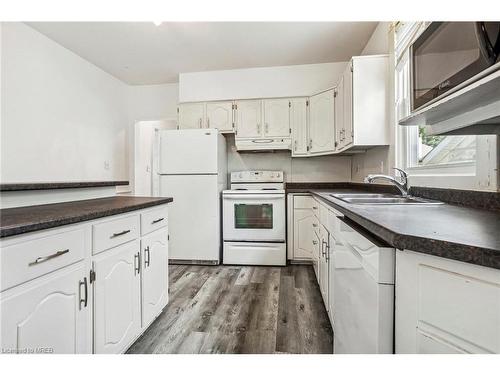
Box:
334, 76, 344, 150
396, 250, 500, 354
309, 89, 335, 154
263, 98, 290, 137
342, 63, 353, 148
319, 227, 329, 309
141, 228, 169, 328
290, 98, 309, 156
328, 233, 336, 326
206, 101, 234, 133
94, 240, 141, 354
312, 231, 320, 282
293, 208, 314, 259
0, 263, 90, 354
235, 100, 262, 139
178, 103, 205, 129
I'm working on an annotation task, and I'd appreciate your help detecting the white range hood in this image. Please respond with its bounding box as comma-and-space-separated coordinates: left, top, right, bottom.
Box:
235, 138, 292, 151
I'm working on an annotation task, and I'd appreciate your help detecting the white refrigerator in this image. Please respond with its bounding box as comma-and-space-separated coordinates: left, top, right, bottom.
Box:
154, 129, 227, 263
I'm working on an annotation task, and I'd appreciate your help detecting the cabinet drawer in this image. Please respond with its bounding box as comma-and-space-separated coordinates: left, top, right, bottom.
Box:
1, 228, 85, 292
92, 214, 139, 254
293, 195, 314, 209
141, 206, 168, 236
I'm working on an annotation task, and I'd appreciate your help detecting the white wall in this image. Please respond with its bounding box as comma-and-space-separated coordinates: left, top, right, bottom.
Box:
128, 83, 179, 122
1, 22, 129, 183
226, 136, 351, 183
179, 62, 348, 102
352, 22, 395, 182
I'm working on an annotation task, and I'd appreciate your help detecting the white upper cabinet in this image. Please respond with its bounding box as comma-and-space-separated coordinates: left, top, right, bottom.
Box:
206, 101, 234, 133
141, 228, 169, 328
290, 98, 309, 156
235, 99, 262, 139
263, 98, 291, 138
0, 263, 91, 354
178, 102, 206, 129
93, 241, 141, 354
335, 55, 389, 152
309, 89, 336, 155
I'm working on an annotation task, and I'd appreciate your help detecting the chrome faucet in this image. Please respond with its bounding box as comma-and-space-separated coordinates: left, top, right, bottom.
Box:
364, 168, 409, 197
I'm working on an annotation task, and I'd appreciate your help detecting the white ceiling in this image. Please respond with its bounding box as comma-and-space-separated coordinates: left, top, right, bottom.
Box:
28, 22, 378, 85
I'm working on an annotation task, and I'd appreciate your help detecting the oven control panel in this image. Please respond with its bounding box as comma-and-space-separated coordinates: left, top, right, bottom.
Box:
230, 170, 284, 183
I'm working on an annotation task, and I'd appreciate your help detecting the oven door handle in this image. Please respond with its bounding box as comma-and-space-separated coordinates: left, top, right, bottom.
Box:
224, 194, 284, 200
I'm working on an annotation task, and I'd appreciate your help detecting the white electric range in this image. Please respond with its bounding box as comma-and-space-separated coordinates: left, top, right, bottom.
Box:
222, 171, 286, 266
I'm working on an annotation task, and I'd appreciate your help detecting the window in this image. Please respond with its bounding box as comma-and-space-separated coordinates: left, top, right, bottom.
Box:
395, 22, 496, 191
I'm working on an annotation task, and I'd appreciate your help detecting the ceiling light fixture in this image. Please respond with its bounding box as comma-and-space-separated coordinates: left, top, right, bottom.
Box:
153, 21, 162, 26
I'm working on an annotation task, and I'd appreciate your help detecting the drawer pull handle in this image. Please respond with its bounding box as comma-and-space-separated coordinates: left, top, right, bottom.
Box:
151, 218, 164, 224
110, 229, 131, 238
134, 252, 141, 275
79, 277, 88, 310
312, 206, 318, 209
28, 249, 69, 266
312, 240, 318, 245
144, 246, 151, 267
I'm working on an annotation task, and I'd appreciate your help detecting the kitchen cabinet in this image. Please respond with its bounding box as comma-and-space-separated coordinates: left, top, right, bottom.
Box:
309, 89, 336, 155
206, 101, 234, 133
263, 98, 291, 137
235, 99, 262, 138
0, 263, 91, 354
141, 228, 169, 328
335, 55, 389, 153
290, 98, 309, 156
292, 208, 314, 259
93, 240, 142, 354
312, 230, 320, 281
396, 250, 500, 354
319, 224, 329, 310
178, 102, 206, 129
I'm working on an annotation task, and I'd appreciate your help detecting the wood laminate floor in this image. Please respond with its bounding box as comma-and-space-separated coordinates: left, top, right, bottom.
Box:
127, 264, 333, 354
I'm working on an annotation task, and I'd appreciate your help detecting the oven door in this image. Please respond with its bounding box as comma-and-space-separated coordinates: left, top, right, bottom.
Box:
223, 192, 285, 242
411, 22, 500, 111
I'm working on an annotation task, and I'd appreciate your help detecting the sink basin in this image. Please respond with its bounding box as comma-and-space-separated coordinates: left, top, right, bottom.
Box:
329, 193, 443, 205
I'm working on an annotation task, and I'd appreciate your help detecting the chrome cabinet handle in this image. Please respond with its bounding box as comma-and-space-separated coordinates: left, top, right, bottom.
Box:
257, 123, 261, 134
265, 123, 269, 134
29, 249, 69, 266
151, 217, 164, 224
207, 117, 210, 128
294, 140, 297, 151
134, 252, 141, 275
199, 118, 202, 128
312, 223, 318, 227
110, 229, 130, 238
312, 240, 318, 245
309, 139, 313, 149
312, 206, 318, 210
79, 277, 88, 310
322, 240, 327, 256
144, 246, 151, 267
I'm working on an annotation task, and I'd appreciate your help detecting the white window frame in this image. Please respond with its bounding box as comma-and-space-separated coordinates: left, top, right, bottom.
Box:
394, 22, 498, 191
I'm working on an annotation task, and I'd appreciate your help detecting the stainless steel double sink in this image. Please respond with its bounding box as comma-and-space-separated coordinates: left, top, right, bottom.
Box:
329, 193, 443, 205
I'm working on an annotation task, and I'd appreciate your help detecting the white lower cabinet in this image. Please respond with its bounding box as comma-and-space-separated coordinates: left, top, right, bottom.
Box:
396, 250, 500, 354
319, 225, 329, 310
0, 203, 170, 355
0, 263, 91, 354
141, 228, 169, 328
292, 208, 314, 259
93, 240, 141, 354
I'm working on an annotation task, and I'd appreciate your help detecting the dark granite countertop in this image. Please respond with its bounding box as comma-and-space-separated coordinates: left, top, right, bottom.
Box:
287, 184, 500, 270
0, 180, 129, 191
0, 196, 173, 238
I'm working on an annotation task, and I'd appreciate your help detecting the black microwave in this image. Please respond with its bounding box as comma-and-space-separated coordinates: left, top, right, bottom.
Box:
411, 22, 500, 111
